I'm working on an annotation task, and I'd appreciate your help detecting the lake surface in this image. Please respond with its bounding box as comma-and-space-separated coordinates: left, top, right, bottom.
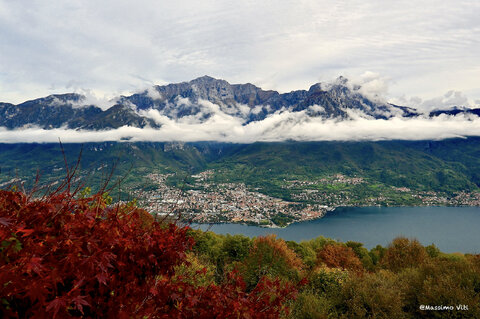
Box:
194, 206, 480, 253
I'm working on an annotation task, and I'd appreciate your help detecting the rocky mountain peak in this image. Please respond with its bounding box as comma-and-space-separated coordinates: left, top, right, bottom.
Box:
7, 76, 473, 131
308, 83, 323, 93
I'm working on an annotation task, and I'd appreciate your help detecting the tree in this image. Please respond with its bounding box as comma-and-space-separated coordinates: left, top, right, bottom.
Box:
317, 243, 363, 273
381, 237, 427, 272
339, 270, 407, 319
346, 241, 374, 270
239, 234, 304, 290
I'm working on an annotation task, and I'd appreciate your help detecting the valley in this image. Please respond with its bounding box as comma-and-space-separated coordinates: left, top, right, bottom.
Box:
2, 138, 480, 227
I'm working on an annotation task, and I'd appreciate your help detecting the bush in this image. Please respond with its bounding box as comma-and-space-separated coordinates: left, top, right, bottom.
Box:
290, 292, 333, 319
338, 270, 407, 319
425, 243, 440, 258
221, 234, 252, 263
307, 267, 347, 296
369, 244, 386, 266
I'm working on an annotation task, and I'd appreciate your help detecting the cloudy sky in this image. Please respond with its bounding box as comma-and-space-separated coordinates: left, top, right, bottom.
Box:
1, 0, 479, 108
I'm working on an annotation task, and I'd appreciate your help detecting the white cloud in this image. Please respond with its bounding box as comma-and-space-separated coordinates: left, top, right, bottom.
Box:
69, 89, 118, 110
146, 87, 163, 101
250, 105, 264, 115
175, 96, 192, 107
1, 111, 480, 143
355, 72, 390, 103
307, 105, 325, 114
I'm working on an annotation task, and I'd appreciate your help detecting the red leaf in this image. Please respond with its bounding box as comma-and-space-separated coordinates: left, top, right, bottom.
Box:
26, 256, 44, 275
71, 295, 90, 314
0, 216, 12, 227
17, 226, 35, 237
25, 280, 48, 304
96, 272, 108, 285
46, 297, 67, 318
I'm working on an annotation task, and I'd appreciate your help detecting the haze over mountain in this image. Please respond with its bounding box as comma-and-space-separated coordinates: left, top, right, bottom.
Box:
1, 76, 480, 143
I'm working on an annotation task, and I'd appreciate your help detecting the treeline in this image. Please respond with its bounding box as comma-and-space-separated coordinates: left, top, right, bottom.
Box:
1, 185, 480, 318
191, 230, 480, 318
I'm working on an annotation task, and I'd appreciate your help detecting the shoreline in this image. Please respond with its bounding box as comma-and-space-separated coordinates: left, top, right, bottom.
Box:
190, 206, 480, 253
191, 203, 480, 228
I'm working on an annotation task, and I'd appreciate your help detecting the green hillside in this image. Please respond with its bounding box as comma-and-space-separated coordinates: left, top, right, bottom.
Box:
1, 138, 479, 206
209, 140, 479, 195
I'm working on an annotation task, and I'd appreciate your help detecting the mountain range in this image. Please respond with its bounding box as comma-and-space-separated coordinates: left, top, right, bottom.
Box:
2, 76, 478, 130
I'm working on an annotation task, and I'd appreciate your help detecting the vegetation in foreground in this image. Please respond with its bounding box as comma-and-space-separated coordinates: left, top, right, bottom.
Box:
1, 182, 480, 318
0, 184, 296, 318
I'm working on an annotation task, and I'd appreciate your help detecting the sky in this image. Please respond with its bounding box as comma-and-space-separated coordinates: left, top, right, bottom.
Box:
1, 0, 480, 109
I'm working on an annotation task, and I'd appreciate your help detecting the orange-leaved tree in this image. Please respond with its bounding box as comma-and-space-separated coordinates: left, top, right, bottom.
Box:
239, 234, 305, 290
317, 243, 364, 273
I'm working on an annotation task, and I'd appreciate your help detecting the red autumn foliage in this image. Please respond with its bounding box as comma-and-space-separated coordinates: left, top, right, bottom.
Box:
0, 187, 296, 318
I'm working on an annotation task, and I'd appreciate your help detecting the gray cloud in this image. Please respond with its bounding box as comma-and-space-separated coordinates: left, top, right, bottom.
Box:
420, 91, 470, 110
1, 0, 479, 105
392, 90, 476, 111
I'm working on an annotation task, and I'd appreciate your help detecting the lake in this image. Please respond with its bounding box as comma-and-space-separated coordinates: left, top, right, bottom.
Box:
194, 206, 480, 253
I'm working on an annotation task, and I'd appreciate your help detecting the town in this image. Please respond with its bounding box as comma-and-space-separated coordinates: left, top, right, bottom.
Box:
133, 171, 327, 227
132, 170, 480, 227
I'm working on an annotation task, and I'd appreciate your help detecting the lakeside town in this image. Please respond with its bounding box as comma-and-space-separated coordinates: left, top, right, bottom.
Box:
132, 170, 480, 227
134, 171, 328, 227
285, 175, 480, 207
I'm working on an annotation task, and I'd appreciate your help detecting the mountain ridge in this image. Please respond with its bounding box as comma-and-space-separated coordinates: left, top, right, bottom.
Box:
0, 76, 477, 130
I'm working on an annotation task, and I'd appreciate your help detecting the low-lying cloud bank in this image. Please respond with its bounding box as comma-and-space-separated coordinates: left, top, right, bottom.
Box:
1, 111, 480, 143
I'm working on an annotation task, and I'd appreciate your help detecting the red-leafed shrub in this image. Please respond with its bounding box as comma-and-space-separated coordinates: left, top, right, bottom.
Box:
0, 188, 296, 318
